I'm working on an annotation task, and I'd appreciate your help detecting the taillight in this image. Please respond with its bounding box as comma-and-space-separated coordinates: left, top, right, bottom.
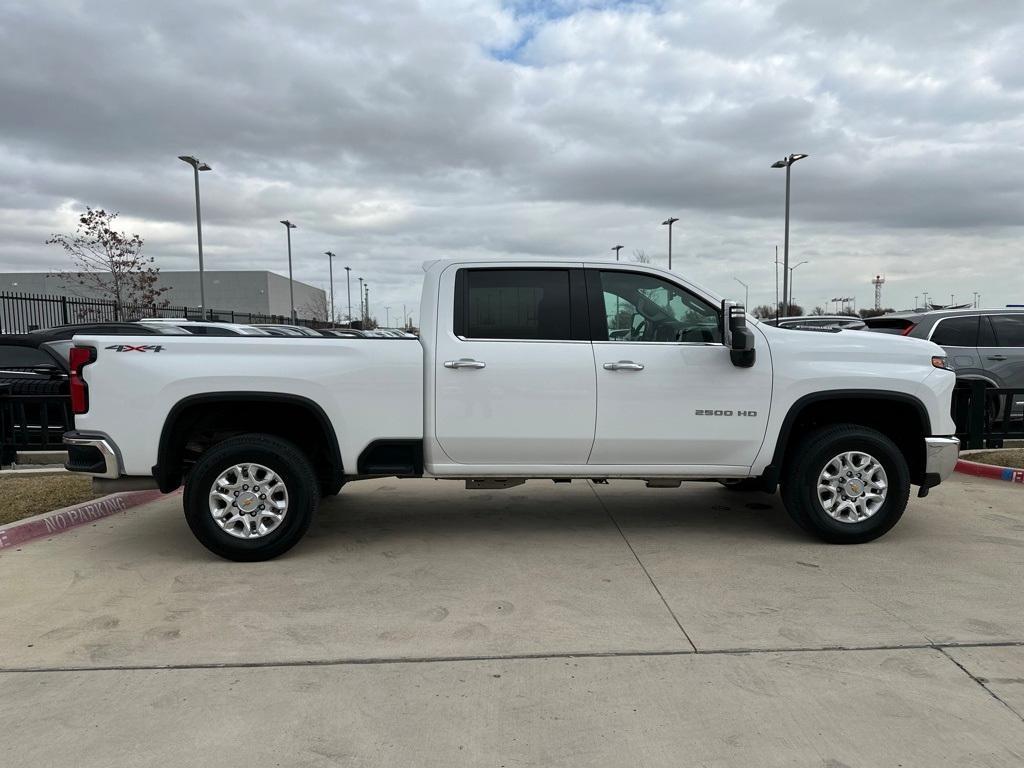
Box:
69, 346, 96, 414
900, 323, 917, 336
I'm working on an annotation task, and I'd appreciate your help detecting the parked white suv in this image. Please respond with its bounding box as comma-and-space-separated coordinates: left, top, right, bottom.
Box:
65, 259, 959, 560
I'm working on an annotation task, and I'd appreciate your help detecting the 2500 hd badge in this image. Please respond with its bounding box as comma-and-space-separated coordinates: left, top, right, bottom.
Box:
694, 409, 758, 416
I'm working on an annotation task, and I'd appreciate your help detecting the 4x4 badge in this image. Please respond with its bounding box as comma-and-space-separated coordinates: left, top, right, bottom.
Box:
104, 344, 165, 352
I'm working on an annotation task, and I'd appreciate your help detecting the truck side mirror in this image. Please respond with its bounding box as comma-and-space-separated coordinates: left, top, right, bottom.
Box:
722, 301, 756, 368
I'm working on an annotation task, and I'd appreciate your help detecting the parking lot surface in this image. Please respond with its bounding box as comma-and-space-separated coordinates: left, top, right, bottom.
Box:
2, 475, 1023, 766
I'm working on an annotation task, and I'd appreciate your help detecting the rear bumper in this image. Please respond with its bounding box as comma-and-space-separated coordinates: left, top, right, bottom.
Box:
63, 431, 121, 479
922, 436, 960, 489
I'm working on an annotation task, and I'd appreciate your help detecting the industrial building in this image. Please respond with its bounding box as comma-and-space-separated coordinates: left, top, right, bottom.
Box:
0, 270, 327, 319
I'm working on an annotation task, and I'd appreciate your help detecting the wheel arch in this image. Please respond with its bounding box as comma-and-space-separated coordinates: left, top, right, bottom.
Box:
154, 392, 344, 495
763, 390, 931, 489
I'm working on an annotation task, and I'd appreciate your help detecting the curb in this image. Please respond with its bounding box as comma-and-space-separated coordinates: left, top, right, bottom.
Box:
954, 459, 1024, 484
0, 488, 174, 551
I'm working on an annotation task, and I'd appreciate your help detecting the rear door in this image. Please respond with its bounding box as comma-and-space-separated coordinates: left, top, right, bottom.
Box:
433, 266, 597, 465
979, 313, 1024, 413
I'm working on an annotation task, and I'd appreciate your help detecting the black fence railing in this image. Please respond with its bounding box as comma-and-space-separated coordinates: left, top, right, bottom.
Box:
0, 291, 331, 333
0, 382, 73, 463
953, 380, 1024, 449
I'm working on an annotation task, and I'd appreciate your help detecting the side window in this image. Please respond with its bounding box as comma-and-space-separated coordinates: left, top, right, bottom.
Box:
597, 271, 721, 343
989, 315, 1024, 347
930, 316, 979, 347
459, 269, 572, 340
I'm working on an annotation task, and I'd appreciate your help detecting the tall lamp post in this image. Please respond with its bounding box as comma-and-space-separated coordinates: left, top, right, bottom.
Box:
344, 266, 352, 324
357, 277, 364, 324
661, 217, 679, 269
365, 283, 370, 325
324, 251, 336, 324
612, 244, 624, 261
733, 277, 749, 309
279, 220, 297, 322
771, 153, 809, 311
178, 155, 212, 315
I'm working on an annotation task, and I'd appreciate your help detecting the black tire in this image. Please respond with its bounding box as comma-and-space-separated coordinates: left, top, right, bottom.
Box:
718, 478, 766, 493
183, 434, 318, 561
780, 424, 910, 544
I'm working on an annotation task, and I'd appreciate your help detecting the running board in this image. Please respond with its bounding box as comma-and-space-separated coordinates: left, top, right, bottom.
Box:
465, 479, 526, 490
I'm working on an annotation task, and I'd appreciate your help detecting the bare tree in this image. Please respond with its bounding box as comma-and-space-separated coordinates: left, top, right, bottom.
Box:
47, 207, 167, 315
300, 292, 330, 323
751, 304, 777, 320
631, 248, 653, 264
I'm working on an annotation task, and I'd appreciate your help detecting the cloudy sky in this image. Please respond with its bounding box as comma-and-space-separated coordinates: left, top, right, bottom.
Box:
1, 0, 1022, 320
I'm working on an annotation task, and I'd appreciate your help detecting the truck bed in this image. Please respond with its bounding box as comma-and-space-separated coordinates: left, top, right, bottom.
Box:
72, 335, 424, 477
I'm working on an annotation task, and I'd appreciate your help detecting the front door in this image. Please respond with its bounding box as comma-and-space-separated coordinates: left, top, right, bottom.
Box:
433, 266, 597, 465
586, 267, 771, 467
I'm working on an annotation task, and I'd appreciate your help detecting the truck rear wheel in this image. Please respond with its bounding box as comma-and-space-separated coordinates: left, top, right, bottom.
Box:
183, 433, 318, 561
780, 424, 910, 544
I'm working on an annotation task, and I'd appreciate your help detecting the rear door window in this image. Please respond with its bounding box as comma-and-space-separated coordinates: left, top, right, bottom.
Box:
455, 269, 580, 341
0, 345, 54, 368
930, 316, 979, 347
988, 315, 1024, 347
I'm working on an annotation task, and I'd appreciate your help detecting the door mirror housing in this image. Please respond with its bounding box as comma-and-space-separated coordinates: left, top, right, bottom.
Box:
722, 301, 756, 368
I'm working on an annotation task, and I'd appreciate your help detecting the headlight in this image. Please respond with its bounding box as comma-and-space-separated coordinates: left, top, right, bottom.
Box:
932, 355, 953, 371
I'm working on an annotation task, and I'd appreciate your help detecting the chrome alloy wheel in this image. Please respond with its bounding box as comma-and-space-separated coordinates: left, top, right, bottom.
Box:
816, 451, 888, 524
208, 463, 288, 539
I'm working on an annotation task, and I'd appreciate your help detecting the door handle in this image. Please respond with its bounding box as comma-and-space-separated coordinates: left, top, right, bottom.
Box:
986, 355, 1007, 361
603, 360, 645, 371
444, 358, 486, 369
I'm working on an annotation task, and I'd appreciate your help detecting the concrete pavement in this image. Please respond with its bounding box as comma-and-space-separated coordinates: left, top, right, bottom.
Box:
1, 474, 1022, 766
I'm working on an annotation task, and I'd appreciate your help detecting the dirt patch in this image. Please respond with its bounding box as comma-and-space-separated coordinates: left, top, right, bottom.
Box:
0, 473, 104, 526
964, 449, 1024, 469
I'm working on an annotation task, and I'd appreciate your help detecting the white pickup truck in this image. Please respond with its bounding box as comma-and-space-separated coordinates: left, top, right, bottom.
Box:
63, 258, 960, 561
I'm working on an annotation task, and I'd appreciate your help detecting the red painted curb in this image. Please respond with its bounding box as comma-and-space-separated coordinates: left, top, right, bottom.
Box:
955, 459, 1024, 484
0, 488, 174, 551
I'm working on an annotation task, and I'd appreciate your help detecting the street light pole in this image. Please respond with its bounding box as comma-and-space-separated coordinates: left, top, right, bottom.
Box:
365, 283, 370, 325
385, 305, 391, 327
612, 244, 624, 261
178, 156, 212, 315
279, 220, 297, 322
357, 277, 364, 323
324, 251, 336, 324
771, 153, 809, 311
774, 245, 780, 322
661, 217, 679, 269
733, 277, 749, 308
344, 266, 352, 324
789, 260, 808, 312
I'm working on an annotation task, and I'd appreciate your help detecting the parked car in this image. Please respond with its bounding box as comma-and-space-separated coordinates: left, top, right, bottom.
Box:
319, 328, 368, 338
136, 320, 271, 336
863, 309, 1024, 417
2, 322, 187, 372
65, 258, 959, 560
253, 325, 323, 337
0, 322, 188, 462
763, 315, 867, 331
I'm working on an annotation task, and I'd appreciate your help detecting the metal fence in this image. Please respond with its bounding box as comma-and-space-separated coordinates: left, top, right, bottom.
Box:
1, 290, 330, 333
953, 380, 1024, 449
0, 382, 72, 463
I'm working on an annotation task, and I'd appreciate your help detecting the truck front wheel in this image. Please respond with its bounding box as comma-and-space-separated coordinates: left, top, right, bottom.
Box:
183, 433, 318, 561
780, 424, 910, 544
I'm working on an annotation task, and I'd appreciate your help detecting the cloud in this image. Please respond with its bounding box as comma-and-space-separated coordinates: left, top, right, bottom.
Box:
0, 0, 1021, 316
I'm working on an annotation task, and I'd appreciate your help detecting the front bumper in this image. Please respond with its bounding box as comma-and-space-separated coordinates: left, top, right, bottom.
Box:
920, 436, 960, 493
63, 431, 121, 479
